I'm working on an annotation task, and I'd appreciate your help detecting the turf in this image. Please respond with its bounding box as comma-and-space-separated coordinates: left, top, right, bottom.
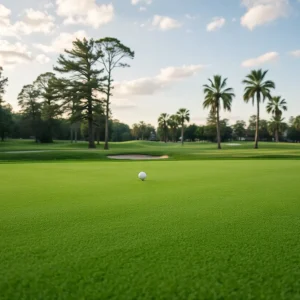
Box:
1, 160, 300, 299
1, 140, 300, 161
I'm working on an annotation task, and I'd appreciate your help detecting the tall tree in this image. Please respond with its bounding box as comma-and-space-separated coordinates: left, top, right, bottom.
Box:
176, 108, 190, 145
268, 116, 287, 141
233, 120, 246, 141
138, 121, 147, 140
18, 84, 41, 142
0, 67, 8, 105
266, 96, 287, 142
34, 72, 61, 143
167, 114, 179, 142
242, 69, 275, 149
293, 116, 300, 131
203, 75, 235, 149
158, 113, 169, 143
0, 104, 13, 141
96, 38, 134, 150
54, 38, 105, 148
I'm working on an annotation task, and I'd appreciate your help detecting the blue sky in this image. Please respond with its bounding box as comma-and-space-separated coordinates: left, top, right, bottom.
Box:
0, 0, 300, 126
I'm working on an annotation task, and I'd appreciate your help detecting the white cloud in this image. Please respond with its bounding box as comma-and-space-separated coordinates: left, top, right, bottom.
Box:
289, 50, 300, 57
241, 0, 289, 30
139, 6, 147, 11
131, 0, 152, 5
56, 0, 114, 28
0, 4, 10, 18
152, 15, 182, 31
0, 40, 32, 67
0, 6, 55, 36
0, 4, 18, 37
34, 30, 88, 53
36, 54, 51, 64
115, 64, 206, 96
241, 52, 279, 67
206, 17, 226, 31
14, 9, 55, 35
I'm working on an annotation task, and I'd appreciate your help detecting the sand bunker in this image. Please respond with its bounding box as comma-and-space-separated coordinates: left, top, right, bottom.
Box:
226, 143, 241, 146
108, 155, 169, 160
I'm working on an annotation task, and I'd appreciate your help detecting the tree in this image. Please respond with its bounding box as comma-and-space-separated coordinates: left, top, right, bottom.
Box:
0, 104, 13, 141
185, 124, 199, 141
266, 96, 288, 142
18, 84, 41, 142
167, 115, 179, 142
233, 120, 246, 141
0, 67, 8, 105
158, 113, 169, 143
293, 116, 300, 131
203, 75, 235, 149
268, 116, 288, 141
131, 123, 140, 140
34, 72, 61, 143
242, 69, 275, 149
138, 121, 147, 140
111, 120, 132, 142
96, 37, 134, 150
176, 108, 190, 145
54, 38, 105, 148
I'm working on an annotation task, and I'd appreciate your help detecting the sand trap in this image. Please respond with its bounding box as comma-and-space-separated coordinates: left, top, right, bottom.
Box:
108, 155, 169, 160
226, 143, 241, 146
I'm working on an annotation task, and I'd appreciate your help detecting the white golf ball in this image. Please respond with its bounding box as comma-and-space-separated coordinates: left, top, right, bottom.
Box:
138, 172, 147, 181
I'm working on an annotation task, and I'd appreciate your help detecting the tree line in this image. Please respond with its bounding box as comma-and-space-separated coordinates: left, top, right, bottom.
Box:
1, 37, 300, 148
157, 70, 292, 149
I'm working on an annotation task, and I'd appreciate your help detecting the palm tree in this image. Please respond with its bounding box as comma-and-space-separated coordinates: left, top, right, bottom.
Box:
293, 116, 300, 131
176, 108, 190, 145
266, 96, 287, 142
268, 116, 288, 141
203, 75, 235, 149
158, 113, 169, 143
168, 114, 179, 142
242, 69, 275, 149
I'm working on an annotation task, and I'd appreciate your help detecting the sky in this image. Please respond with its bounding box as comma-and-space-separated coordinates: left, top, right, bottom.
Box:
0, 0, 300, 126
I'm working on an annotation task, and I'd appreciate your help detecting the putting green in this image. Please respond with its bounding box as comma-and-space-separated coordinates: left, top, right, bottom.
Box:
1, 161, 300, 299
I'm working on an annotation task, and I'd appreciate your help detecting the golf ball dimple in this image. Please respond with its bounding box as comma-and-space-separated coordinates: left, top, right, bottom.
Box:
138, 172, 147, 181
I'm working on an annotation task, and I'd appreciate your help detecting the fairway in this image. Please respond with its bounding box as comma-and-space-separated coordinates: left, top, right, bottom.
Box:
1, 160, 300, 299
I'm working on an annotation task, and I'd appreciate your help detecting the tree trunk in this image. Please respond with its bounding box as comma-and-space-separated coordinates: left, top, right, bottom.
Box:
70, 125, 73, 143
104, 72, 111, 150
254, 95, 260, 149
87, 99, 95, 149
164, 127, 167, 143
74, 126, 77, 143
181, 124, 184, 146
216, 106, 221, 150
275, 127, 279, 143
97, 128, 100, 145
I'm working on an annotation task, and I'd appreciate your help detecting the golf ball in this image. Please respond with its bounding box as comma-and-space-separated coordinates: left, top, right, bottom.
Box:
138, 172, 147, 181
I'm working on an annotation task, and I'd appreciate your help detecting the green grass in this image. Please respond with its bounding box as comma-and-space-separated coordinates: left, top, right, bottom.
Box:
1, 160, 300, 299
1, 139, 300, 161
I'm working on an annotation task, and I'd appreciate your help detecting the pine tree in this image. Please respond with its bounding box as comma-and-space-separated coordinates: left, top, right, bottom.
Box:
54, 38, 105, 149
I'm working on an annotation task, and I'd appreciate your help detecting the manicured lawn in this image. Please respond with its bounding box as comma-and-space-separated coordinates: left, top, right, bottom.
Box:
1, 140, 300, 161
1, 161, 300, 299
